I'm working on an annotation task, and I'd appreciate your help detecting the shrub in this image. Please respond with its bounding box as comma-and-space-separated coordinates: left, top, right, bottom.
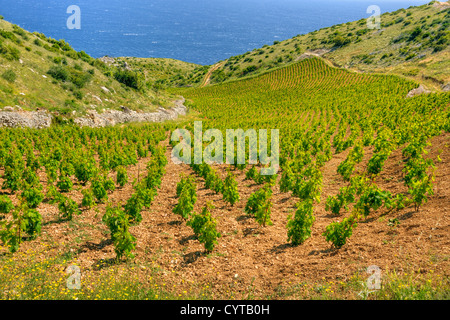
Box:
103, 175, 116, 193
189, 204, 221, 253
0, 195, 14, 214
0, 44, 20, 61
92, 178, 108, 203
57, 175, 73, 193
81, 188, 95, 208
176, 174, 196, 200
69, 68, 93, 88
124, 193, 144, 224
2, 166, 23, 193
241, 65, 258, 76
333, 35, 351, 47
135, 183, 155, 208
173, 184, 196, 220
245, 184, 273, 227
409, 175, 434, 212
187, 202, 214, 237
34, 38, 42, 46
58, 196, 80, 221
279, 164, 294, 193
21, 185, 44, 209
222, 170, 240, 206
102, 205, 136, 260
114, 69, 144, 90
22, 209, 42, 240
354, 185, 393, 217
287, 200, 315, 245
47, 65, 70, 81
1, 69, 17, 83
323, 215, 357, 248
116, 166, 128, 187
74, 160, 96, 185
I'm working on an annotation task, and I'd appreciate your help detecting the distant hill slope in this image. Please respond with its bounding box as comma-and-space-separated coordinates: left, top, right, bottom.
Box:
0, 17, 178, 117
201, 1, 449, 91
117, 57, 208, 88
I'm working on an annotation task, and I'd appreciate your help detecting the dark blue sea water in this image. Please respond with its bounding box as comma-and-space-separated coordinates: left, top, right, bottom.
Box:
0, 0, 430, 65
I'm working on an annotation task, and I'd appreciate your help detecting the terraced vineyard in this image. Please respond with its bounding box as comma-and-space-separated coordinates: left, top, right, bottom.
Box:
1, 57, 449, 300
176, 58, 450, 247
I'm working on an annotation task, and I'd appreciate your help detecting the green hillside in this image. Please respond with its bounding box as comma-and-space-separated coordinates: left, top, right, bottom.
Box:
0, 18, 178, 117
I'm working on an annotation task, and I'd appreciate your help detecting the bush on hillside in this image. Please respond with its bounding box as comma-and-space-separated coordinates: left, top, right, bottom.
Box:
47, 65, 93, 88
241, 65, 258, 77
1, 69, 17, 83
0, 43, 20, 61
114, 69, 144, 90
47, 65, 70, 81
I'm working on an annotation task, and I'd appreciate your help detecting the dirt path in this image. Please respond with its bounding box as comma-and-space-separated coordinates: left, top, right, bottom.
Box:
201, 62, 226, 87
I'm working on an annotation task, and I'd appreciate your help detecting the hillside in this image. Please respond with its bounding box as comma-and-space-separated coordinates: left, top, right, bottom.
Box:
198, 1, 450, 91
0, 17, 179, 118
117, 57, 209, 88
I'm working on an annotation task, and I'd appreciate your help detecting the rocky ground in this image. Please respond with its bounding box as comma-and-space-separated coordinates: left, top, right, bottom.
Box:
0, 98, 187, 129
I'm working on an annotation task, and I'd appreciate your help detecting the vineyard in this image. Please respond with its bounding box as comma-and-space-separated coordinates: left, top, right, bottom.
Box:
0, 57, 449, 299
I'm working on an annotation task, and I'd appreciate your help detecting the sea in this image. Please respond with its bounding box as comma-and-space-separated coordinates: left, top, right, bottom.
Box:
0, 0, 431, 65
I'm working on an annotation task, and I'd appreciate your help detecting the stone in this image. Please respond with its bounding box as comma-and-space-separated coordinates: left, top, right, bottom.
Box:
0, 98, 188, 129
101, 86, 110, 93
406, 85, 430, 98
442, 83, 450, 92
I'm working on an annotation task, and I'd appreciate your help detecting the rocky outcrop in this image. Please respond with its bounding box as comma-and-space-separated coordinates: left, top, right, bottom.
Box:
0, 110, 52, 129
0, 98, 188, 129
442, 83, 450, 92
296, 48, 331, 61
406, 85, 431, 98
74, 98, 188, 128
